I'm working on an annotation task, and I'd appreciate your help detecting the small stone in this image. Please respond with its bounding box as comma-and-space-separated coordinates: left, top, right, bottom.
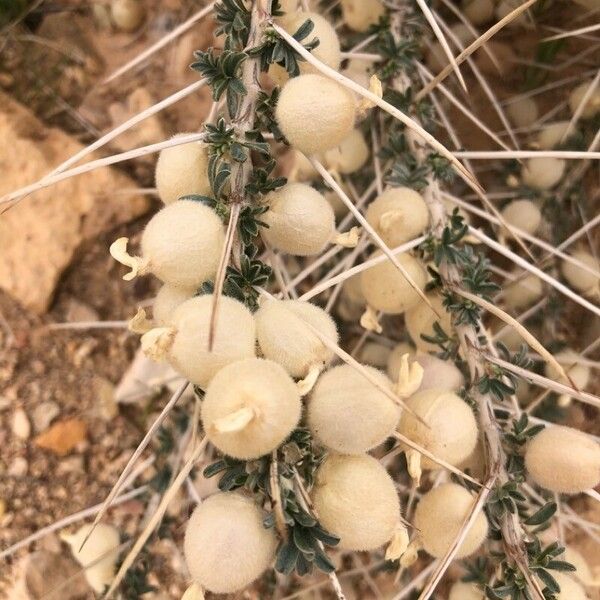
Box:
65, 298, 100, 323
34, 418, 87, 456
12, 408, 31, 440
94, 376, 118, 420
31, 400, 60, 433
56, 455, 84, 475
8, 456, 28, 477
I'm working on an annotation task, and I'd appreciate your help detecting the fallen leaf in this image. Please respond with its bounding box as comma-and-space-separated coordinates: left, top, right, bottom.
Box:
34, 418, 87, 456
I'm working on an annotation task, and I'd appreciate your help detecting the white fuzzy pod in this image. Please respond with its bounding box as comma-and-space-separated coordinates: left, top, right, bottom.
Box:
561, 250, 599, 295
507, 97, 539, 129
545, 348, 591, 389
323, 129, 370, 175
525, 425, 600, 494
341, 59, 372, 89
449, 582, 485, 600
522, 157, 566, 190
281, 12, 340, 75
503, 273, 543, 310
184, 492, 277, 594
495, 0, 528, 26
308, 364, 400, 454
201, 358, 301, 459
153, 284, 196, 325
398, 389, 478, 469
141, 200, 225, 288
168, 295, 255, 388
360, 252, 427, 314
340, 0, 385, 31
342, 273, 367, 307
427, 24, 472, 71
276, 74, 357, 155
462, 0, 494, 24
501, 199, 542, 235
255, 299, 338, 378
155, 136, 211, 204
569, 81, 600, 119
551, 572, 590, 600
111, 0, 144, 31
414, 483, 488, 559
62, 523, 120, 593
416, 353, 465, 392
535, 121, 572, 149
312, 454, 400, 550
261, 182, 335, 256
366, 187, 430, 248
405, 293, 452, 352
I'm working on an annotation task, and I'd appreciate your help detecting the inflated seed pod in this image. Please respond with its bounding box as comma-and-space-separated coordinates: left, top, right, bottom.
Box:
462, 0, 494, 24
405, 293, 452, 352
427, 24, 472, 71
522, 157, 566, 190
312, 454, 400, 550
340, 0, 386, 32
159, 295, 255, 388
202, 358, 301, 459
153, 284, 196, 325
535, 121, 572, 149
276, 74, 356, 155
255, 299, 338, 378
550, 572, 590, 600
155, 136, 211, 204
358, 341, 392, 369
342, 273, 367, 307
308, 364, 400, 454
545, 348, 591, 389
398, 389, 478, 470
561, 250, 600, 295
360, 251, 427, 315
275, 12, 340, 82
61, 524, 120, 593
184, 492, 277, 594
507, 97, 539, 129
569, 80, 600, 119
406, 352, 464, 393
525, 425, 600, 494
289, 149, 319, 181
111, 0, 144, 31
261, 183, 336, 256
501, 199, 542, 235
323, 129, 370, 175
449, 582, 484, 600
111, 200, 225, 288
414, 483, 488, 559
563, 546, 595, 586
341, 58, 372, 89
366, 187, 430, 248
503, 273, 543, 310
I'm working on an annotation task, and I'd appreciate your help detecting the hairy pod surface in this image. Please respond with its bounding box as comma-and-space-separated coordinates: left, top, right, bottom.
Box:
405, 293, 452, 352
398, 388, 479, 469
168, 295, 255, 388
525, 425, 600, 493
276, 74, 357, 155
261, 182, 336, 256
255, 299, 337, 378
323, 129, 370, 175
366, 187, 430, 248
561, 250, 599, 295
360, 252, 427, 314
153, 284, 196, 325
184, 492, 277, 593
521, 157, 566, 190
141, 200, 225, 288
501, 199, 542, 235
308, 364, 400, 454
503, 272, 544, 310
312, 454, 400, 550
340, 0, 385, 32
155, 137, 211, 204
201, 358, 301, 459
110, 0, 144, 31
414, 483, 488, 558
449, 581, 485, 600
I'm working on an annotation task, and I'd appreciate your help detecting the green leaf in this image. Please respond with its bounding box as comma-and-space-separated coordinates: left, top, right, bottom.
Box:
525, 502, 557, 526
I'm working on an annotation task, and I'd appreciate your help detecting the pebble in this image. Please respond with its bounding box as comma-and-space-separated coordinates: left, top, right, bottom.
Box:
12, 408, 31, 440
8, 456, 28, 477
31, 400, 60, 433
